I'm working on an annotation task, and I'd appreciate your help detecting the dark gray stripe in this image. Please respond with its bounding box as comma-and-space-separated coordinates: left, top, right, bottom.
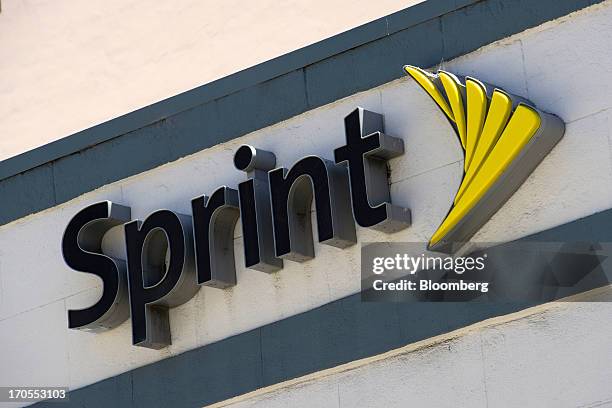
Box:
0, 0, 604, 226
32, 208, 612, 408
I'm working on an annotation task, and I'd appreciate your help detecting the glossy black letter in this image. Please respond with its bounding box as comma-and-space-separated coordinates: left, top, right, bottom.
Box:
62, 201, 131, 332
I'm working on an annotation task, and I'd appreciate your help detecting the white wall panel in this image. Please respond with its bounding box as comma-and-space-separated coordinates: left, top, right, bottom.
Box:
215, 291, 612, 408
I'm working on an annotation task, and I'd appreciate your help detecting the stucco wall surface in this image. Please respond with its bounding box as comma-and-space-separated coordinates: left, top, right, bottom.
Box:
212, 288, 612, 408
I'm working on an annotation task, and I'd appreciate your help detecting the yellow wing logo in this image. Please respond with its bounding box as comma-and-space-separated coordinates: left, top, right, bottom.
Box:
404, 66, 565, 253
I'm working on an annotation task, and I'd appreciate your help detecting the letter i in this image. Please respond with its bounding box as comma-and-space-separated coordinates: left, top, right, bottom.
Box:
234, 145, 283, 272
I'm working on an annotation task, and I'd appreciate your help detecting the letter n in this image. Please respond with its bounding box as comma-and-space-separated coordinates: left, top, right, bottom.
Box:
269, 156, 356, 261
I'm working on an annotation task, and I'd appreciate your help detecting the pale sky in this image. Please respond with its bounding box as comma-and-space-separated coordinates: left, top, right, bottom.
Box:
0, 0, 424, 161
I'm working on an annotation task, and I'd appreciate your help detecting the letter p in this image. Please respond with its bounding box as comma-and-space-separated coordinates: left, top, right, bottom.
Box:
125, 210, 198, 349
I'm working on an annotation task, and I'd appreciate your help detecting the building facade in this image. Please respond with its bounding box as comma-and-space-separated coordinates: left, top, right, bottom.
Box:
1, 0, 611, 407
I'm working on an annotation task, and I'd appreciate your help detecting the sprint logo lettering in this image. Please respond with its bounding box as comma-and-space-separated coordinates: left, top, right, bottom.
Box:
62, 65, 565, 347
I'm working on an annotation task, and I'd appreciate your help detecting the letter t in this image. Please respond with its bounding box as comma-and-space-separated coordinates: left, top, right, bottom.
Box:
334, 107, 411, 232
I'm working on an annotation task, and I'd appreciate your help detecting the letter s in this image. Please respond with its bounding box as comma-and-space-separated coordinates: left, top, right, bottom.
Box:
62, 201, 131, 332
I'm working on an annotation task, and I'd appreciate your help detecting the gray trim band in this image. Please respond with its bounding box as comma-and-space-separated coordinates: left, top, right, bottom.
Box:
0, 0, 604, 226
32, 208, 612, 408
